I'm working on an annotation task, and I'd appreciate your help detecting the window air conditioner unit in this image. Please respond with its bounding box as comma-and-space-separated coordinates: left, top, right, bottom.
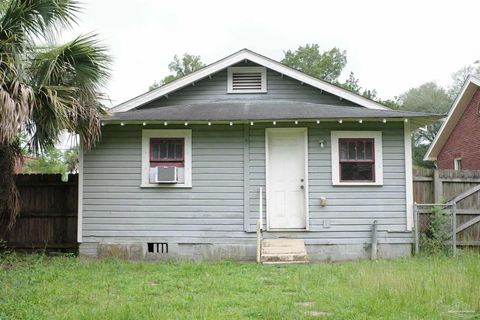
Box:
150, 166, 177, 183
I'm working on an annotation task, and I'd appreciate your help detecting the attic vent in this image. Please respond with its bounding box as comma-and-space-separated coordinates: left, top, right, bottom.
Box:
227, 67, 267, 93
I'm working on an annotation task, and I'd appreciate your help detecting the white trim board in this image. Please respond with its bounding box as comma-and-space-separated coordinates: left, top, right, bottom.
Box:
424, 75, 480, 161
77, 141, 84, 243
404, 122, 413, 230
330, 131, 384, 186
112, 49, 390, 113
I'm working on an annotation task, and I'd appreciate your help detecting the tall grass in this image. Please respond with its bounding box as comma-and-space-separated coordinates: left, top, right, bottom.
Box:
1, 251, 479, 319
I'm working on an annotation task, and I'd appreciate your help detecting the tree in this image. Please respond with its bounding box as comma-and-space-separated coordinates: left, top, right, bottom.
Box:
341, 72, 361, 93
282, 44, 347, 83
23, 148, 67, 175
448, 62, 480, 99
150, 53, 205, 90
65, 148, 79, 173
0, 0, 110, 237
400, 82, 452, 114
23, 147, 79, 176
338, 72, 378, 99
397, 82, 451, 168
379, 97, 402, 110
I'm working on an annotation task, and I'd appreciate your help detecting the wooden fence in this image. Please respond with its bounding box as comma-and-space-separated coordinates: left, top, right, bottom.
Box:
413, 169, 480, 246
3, 174, 78, 251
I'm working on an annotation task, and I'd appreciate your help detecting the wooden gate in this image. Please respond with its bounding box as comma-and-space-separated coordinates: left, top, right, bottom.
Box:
413, 169, 480, 246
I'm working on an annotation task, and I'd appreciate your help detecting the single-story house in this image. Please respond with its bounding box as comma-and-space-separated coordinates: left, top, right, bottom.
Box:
78, 49, 439, 261
425, 76, 480, 169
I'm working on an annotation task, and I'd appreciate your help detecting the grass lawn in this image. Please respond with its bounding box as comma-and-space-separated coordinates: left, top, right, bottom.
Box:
1, 251, 480, 319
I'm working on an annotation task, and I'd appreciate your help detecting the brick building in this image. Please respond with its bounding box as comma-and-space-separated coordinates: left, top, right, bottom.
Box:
425, 76, 480, 169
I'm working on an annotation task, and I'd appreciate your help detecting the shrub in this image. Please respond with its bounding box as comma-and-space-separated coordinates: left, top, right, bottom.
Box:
420, 205, 452, 255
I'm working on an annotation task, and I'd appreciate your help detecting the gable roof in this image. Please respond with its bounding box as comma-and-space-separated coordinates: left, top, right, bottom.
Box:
424, 76, 480, 161
111, 48, 390, 113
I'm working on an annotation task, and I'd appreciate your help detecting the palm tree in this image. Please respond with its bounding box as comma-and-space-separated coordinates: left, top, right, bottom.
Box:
0, 0, 110, 237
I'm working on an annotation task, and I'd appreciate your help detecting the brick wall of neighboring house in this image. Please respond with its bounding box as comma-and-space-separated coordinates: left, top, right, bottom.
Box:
437, 87, 480, 169
14, 155, 36, 174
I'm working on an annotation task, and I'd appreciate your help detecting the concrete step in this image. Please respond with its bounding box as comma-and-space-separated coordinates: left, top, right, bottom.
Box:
262, 260, 309, 265
262, 239, 305, 247
261, 253, 308, 263
262, 246, 306, 255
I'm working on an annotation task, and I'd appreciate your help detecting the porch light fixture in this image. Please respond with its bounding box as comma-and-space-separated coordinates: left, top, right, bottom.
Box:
229, 122, 233, 126
142, 122, 147, 126
316, 120, 320, 124
250, 121, 254, 126
273, 121, 276, 125
208, 122, 212, 126
382, 119, 387, 123
404, 118, 409, 123
319, 140, 325, 148
358, 119, 363, 124
294, 120, 298, 125
120, 122, 124, 126
338, 119, 343, 124
164, 122, 168, 126
184, 122, 188, 126
101, 122, 105, 126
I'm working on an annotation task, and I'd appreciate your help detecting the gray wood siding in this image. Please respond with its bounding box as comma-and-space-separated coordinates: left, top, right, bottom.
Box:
247, 122, 408, 243
82, 122, 410, 246
140, 63, 363, 109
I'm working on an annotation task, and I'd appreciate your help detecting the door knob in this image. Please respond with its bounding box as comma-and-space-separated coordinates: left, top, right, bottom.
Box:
300, 185, 304, 189
300, 178, 304, 182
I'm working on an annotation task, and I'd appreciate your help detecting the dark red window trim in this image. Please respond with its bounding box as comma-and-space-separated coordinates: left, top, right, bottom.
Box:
339, 138, 375, 182
150, 138, 185, 167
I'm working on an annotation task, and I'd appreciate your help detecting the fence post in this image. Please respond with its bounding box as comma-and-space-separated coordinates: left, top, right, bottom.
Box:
371, 220, 378, 260
452, 202, 457, 257
433, 169, 443, 203
413, 202, 419, 256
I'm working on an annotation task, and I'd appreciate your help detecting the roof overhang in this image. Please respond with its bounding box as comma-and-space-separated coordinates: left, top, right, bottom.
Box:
111, 49, 391, 113
424, 76, 480, 161
104, 100, 442, 128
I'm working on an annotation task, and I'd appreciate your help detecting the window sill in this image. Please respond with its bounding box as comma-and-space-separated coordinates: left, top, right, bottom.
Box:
140, 184, 192, 189
227, 90, 267, 94
332, 182, 383, 186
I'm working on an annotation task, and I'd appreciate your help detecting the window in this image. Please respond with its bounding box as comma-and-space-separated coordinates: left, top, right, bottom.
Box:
331, 131, 383, 186
339, 139, 375, 182
227, 67, 267, 93
142, 129, 192, 188
150, 138, 184, 167
454, 158, 462, 170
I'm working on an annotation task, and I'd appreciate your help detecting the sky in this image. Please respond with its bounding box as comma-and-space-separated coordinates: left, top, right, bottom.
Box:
63, 0, 480, 108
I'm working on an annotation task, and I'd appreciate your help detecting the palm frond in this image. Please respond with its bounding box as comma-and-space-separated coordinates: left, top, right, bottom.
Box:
0, 0, 80, 49
29, 33, 110, 152
0, 64, 34, 145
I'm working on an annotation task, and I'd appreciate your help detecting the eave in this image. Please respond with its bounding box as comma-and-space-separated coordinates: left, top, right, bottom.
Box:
424, 76, 480, 161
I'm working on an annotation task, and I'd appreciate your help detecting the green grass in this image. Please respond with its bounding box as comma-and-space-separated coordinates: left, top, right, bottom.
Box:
1, 251, 480, 319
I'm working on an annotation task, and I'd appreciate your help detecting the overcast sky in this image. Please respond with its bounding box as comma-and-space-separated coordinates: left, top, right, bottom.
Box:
63, 0, 480, 108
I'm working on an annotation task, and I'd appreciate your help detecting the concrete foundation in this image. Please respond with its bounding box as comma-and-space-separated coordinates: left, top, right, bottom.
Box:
307, 243, 411, 261
80, 242, 411, 261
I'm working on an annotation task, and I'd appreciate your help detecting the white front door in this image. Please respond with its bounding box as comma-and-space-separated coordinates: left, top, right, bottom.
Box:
266, 128, 308, 230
